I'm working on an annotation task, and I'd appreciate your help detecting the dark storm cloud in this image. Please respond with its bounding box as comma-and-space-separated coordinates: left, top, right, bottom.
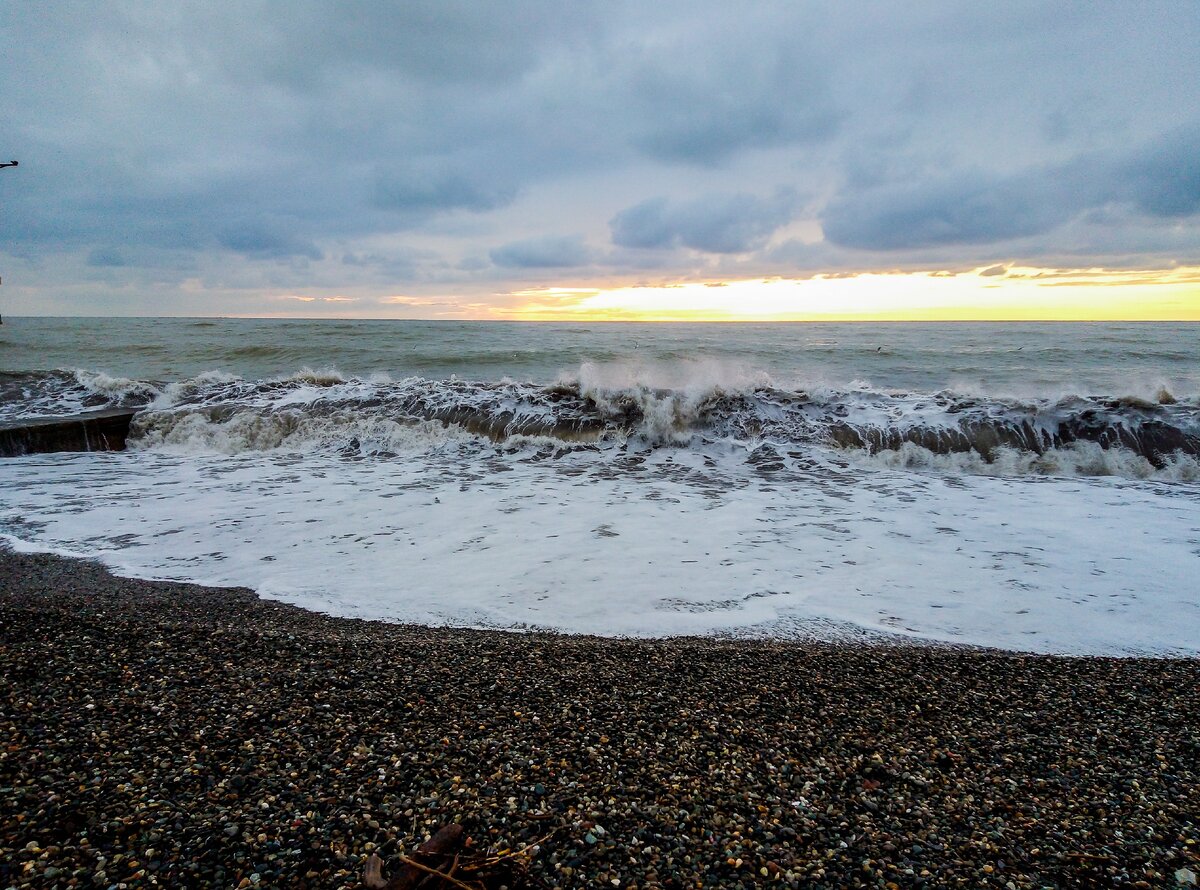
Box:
0, 2, 585, 258
370, 166, 516, 218
822, 171, 1075, 250
219, 224, 323, 261
253, 0, 599, 88
613, 37, 837, 165
1115, 126, 1200, 218
490, 236, 592, 269
341, 247, 435, 272
1, 3, 837, 252
823, 126, 1200, 252
1, 2, 1199, 312
611, 190, 798, 254
86, 247, 128, 268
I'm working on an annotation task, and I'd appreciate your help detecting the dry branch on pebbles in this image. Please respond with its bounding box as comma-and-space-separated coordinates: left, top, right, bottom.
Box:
362, 823, 550, 889
1, 549, 1199, 889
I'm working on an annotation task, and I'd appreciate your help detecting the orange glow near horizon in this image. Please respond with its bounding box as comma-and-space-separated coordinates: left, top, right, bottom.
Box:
502, 266, 1200, 322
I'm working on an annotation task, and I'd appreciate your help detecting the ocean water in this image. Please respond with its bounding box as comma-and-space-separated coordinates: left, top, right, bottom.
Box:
2, 317, 1198, 655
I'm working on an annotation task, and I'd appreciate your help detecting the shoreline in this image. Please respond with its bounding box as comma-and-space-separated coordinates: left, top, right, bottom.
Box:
2, 549, 1198, 888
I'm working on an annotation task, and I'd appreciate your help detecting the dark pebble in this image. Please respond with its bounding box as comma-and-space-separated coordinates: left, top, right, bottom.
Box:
2, 549, 1199, 889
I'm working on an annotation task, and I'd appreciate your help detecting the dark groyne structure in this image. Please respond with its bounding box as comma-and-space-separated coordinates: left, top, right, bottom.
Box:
0, 408, 140, 456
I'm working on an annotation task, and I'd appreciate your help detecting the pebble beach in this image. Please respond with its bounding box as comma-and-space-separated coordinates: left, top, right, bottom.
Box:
2, 549, 1198, 889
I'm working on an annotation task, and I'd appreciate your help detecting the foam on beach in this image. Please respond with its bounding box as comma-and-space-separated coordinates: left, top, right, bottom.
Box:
2, 435, 1198, 656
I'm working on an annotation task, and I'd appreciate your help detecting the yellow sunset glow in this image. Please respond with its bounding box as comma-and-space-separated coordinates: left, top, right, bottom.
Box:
505, 266, 1200, 322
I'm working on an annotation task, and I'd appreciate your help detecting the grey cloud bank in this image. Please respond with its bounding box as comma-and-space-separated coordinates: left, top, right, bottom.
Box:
822, 127, 1200, 251
611, 191, 798, 254
1, 1, 1198, 315
491, 236, 592, 269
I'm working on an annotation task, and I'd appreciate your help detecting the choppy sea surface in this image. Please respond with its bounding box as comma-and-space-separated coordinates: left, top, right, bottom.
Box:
2, 317, 1198, 655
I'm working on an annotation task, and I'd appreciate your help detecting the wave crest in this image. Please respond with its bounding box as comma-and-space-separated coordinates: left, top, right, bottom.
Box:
848, 441, 1200, 481
132, 409, 471, 456
5, 363, 1200, 479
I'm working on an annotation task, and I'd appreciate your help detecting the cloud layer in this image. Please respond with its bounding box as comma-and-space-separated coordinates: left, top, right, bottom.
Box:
611, 190, 797, 254
823, 127, 1200, 251
1, 2, 1198, 314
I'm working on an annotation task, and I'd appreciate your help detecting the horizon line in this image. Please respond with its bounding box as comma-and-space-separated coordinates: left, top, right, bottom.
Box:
5, 314, 1200, 323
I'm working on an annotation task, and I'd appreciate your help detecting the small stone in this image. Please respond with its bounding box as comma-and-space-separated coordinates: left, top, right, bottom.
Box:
5, 546, 1200, 890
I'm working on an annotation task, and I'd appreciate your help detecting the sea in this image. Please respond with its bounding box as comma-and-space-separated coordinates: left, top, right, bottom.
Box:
2, 317, 1198, 655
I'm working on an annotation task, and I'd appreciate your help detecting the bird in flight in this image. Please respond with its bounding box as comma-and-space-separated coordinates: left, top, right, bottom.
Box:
0, 160, 18, 170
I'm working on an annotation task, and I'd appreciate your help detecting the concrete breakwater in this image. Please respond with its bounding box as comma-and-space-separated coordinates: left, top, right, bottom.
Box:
0, 408, 140, 456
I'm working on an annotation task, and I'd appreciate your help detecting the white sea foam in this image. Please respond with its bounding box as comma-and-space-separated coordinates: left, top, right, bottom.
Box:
131, 410, 472, 456
7, 358, 1195, 483
569, 358, 774, 442
72, 369, 160, 402
152, 370, 242, 408
846, 441, 1200, 481
1, 442, 1197, 655
570, 357, 775, 394
281, 366, 349, 387
941, 376, 1196, 408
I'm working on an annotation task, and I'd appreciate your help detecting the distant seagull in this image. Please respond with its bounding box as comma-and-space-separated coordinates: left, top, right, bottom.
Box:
876, 346, 884, 352
0, 160, 17, 170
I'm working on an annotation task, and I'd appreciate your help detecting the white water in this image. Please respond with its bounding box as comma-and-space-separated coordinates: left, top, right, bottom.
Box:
4, 320, 1199, 655
3, 440, 1198, 655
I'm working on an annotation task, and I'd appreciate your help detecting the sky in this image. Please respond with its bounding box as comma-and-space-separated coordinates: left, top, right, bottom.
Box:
2, 1, 1199, 320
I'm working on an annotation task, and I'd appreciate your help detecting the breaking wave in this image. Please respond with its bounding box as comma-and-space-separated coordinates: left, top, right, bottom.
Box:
846, 441, 1200, 482
0, 369, 160, 421
3, 363, 1199, 478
